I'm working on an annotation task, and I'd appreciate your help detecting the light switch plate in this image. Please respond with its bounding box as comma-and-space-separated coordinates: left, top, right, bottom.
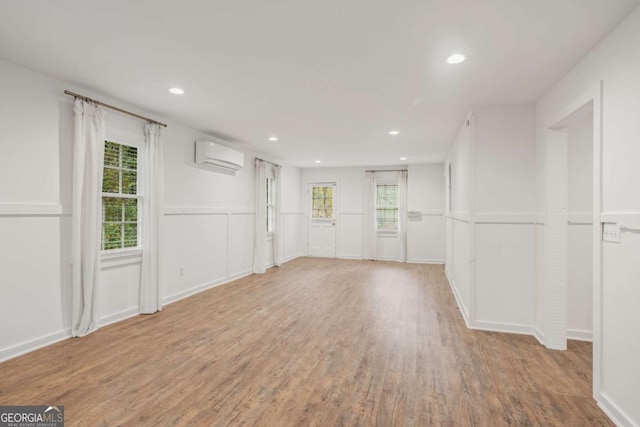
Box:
603, 223, 621, 243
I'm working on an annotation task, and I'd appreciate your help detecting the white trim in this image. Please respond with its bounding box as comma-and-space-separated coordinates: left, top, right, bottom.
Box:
445, 268, 470, 328
281, 210, 304, 215
568, 213, 593, 225
98, 307, 139, 327
411, 259, 444, 265
597, 392, 636, 427
601, 212, 640, 230
0, 203, 70, 216
0, 329, 72, 363
419, 211, 444, 216
163, 272, 252, 306
164, 206, 255, 215
337, 254, 364, 260
474, 213, 539, 224
445, 212, 470, 223
471, 320, 535, 336
567, 329, 593, 342
533, 326, 545, 345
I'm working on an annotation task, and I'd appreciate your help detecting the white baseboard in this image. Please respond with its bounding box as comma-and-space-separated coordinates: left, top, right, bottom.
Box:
533, 326, 545, 345
280, 253, 304, 264
598, 391, 636, 427
337, 254, 364, 260
98, 307, 139, 328
567, 328, 593, 342
472, 320, 534, 336
444, 268, 471, 328
0, 329, 72, 363
407, 258, 444, 265
163, 272, 253, 306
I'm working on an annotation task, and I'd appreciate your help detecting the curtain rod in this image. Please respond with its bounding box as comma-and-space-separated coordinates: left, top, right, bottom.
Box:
365, 169, 407, 173
255, 157, 281, 168
64, 90, 168, 128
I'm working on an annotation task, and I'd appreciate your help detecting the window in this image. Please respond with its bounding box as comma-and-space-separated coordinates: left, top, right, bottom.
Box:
266, 177, 274, 233
311, 185, 333, 220
376, 183, 398, 231
102, 141, 141, 251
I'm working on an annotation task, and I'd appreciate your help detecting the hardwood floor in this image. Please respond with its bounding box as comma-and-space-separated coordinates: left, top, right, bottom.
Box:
0, 258, 611, 426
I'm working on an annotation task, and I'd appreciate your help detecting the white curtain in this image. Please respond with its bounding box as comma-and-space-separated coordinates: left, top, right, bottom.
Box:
253, 160, 267, 274
273, 165, 283, 267
139, 123, 164, 314
364, 171, 377, 260
397, 170, 408, 262
71, 99, 105, 337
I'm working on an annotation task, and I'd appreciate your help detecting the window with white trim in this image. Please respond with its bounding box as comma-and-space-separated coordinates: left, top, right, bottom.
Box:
376, 183, 398, 231
311, 185, 333, 220
101, 140, 141, 251
266, 177, 275, 233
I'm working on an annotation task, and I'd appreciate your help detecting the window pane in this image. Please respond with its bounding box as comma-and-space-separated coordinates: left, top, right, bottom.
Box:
122, 170, 137, 194
312, 186, 333, 219
124, 199, 137, 222
103, 197, 122, 222
102, 168, 119, 193
377, 208, 398, 230
122, 145, 138, 169
376, 184, 398, 208
104, 141, 120, 167
103, 223, 122, 250
123, 224, 138, 248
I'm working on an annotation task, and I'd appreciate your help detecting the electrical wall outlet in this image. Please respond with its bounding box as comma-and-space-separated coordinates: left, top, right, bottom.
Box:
603, 223, 621, 243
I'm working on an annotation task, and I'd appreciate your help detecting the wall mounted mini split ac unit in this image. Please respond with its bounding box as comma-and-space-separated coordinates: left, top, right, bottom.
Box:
194, 140, 245, 175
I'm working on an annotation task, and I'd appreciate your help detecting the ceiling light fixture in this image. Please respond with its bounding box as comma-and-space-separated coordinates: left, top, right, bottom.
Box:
169, 87, 185, 95
268, 136, 278, 141
400, 157, 407, 161
314, 160, 322, 164
447, 54, 466, 64
389, 130, 400, 136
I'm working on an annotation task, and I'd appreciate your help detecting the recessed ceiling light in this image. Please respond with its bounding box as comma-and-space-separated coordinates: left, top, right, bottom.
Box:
314, 160, 322, 164
389, 130, 400, 136
268, 136, 278, 141
169, 87, 184, 95
400, 157, 407, 161
447, 54, 466, 64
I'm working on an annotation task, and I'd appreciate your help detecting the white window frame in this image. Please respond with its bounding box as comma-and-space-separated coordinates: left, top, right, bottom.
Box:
266, 175, 275, 238
375, 180, 399, 234
101, 131, 145, 259
310, 184, 335, 224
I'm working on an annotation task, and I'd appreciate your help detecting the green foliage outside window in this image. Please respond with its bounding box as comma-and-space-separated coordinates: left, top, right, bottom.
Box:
376, 184, 398, 230
102, 141, 140, 251
312, 186, 333, 219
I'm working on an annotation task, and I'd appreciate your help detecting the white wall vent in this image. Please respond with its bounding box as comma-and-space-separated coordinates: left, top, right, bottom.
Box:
195, 140, 244, 175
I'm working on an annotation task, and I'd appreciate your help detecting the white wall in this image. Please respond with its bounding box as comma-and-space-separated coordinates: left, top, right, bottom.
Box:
473, 105, 537, 332
0, 59, 304, 362
445, 106, 537, 331
300, 164, 445, 263
536, 5, 640, 425
406, 164, 446, 264
445, 118, 472, 318
567, 115, 593, 340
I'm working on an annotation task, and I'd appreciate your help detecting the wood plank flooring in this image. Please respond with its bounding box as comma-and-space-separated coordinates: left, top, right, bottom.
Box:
0, 258, 611, 426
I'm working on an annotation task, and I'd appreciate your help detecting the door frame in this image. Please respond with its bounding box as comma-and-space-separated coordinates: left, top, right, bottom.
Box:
306, 181, 338, 258
543, 81, 603, 399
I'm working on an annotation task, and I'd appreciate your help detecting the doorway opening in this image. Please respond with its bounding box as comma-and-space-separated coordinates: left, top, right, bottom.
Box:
544, 82, 603, 400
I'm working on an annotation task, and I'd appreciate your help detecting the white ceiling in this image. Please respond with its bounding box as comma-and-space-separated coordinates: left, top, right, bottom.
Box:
0, 1, 637, 167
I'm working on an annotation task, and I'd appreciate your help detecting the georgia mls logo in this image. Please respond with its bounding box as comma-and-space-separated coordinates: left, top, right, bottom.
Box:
0, 405, 64, 427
